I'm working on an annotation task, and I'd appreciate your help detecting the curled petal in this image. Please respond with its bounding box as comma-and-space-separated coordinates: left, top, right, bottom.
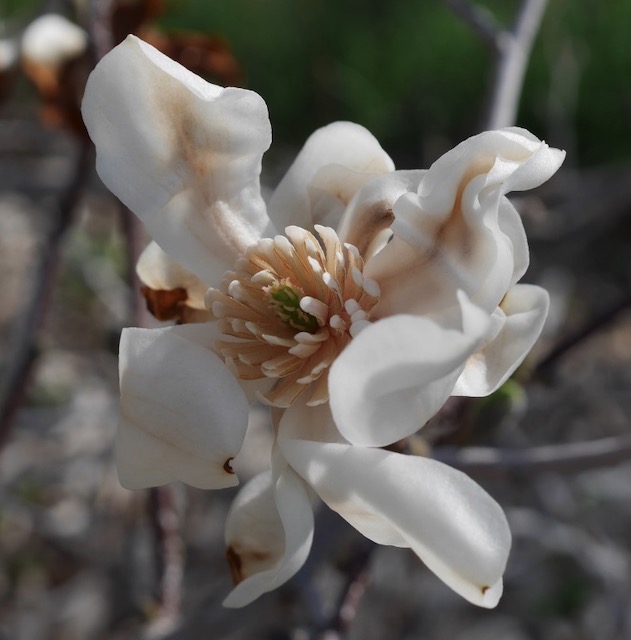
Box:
280, 437, 510, 608
224, 472, 283, 585
329, 295, 490, 447
497, 198, 529, 290
338, 170, 424, 259
137, 241, 210, 312
117, 323, 248, 489
267, 121, 394, 232
366, 128, 564, 317
82, 35, 273, 285
454, 284, 549, 396
223, 462, 314, 607
418, 128, 565, 210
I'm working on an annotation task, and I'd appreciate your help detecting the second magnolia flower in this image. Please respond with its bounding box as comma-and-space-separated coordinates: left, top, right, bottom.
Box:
82, 35, 564, 609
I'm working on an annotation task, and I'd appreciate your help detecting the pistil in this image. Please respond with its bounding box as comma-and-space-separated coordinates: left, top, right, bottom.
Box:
266, 280, 319, 333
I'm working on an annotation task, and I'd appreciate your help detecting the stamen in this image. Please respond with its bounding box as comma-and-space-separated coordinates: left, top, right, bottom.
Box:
344, 299, 361, 315
329, 315, 346, 332
299, 296, 329, 324
212, 225, 380, 407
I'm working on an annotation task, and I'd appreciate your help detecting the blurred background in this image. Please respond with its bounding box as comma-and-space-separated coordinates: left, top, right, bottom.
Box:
0, 0, 630, 638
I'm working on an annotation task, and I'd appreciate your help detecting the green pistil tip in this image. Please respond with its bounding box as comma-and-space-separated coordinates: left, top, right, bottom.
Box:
268, 283, 318, 333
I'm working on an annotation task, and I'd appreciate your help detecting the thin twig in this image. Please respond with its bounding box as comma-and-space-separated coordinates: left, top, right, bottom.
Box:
120, 182, 184, 637
89, 0, 116, 62
145, 486, 183, 639
0, 140, 93, 446
119, 200, 150, 326
434, 434, 631, 480
534, 292, 631, 375
86, 3, 186, 628
485, 0, 549, 129
441, 0, 501, 51
318, 540, 375, 640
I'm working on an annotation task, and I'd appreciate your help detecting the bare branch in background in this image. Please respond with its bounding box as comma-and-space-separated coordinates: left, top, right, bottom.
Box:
534, 292, 631, 376
89, 0, 116, 62
317, 540, 375, 640
486, 0, 549, 129
434, 434, 631, 480
145, 486, 183, 639
86, 3, 185, 631
441, 0, 501, 51
0, 141, 93, 445
444, 0, 550, 129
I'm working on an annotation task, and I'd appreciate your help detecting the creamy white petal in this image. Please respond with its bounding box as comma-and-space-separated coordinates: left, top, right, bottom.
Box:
416, 128, 565, 212
137, 241, 209, 310
328, 296, 491, 447
267, 121, 395, 232
338, 170, 424, 259
278, 401, 347, 445
117, 323, 248, 489
82, 35, 273, 285
223, 460, 314, 607
453, 284, 549, 396
224, 471, 284, 582
497, 198, 529, 289
366, 128, 564, 318
280, 438, 510, 608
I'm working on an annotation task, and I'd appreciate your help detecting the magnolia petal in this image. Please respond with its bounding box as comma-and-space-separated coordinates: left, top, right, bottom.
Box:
82, 35, 273, 285
278, 400, 347, 445
280, 439, 510, 608
117, 323, 248, 489
307, 164, 387, 230
417, 128, 565, 213
497, 198, 529, 289
338, 170, 424, 259
498, 128, 566, 194
224, 472, 284, 584
137, 241, 209, 310
267, 121, 395, 232
453, 284, 549, 396
366, 128, 564, 318
328, 296, 491, 447
223, 463, 314, 607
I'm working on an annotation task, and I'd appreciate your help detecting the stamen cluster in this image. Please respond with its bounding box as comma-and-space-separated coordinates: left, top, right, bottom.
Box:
208, 225, 380, 407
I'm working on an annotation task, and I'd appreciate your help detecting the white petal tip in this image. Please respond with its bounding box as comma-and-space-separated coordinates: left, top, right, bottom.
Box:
476, 579, 503, 609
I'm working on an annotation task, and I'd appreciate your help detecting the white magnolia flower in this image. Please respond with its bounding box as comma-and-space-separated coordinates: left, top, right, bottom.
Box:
21, 14, 87, 67
82, 36, 564, 610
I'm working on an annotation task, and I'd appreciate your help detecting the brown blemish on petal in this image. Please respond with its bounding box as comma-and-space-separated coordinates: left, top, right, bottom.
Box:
140, 285, 188, 321
223, 457, 235, 474
226, 545, 243, 585
393, 156, 496, 273
431, 156, 496, 261
226, 544, 274, 585
343, 201, 395, 257
481, 585, 490, 595
156, 76, 252, 261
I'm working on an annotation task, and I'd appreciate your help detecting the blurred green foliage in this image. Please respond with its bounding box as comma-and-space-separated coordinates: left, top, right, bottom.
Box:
161, 0, 631, 167
0, 0, 39, 22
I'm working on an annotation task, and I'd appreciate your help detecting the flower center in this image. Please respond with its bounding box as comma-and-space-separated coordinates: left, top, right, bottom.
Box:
208, 224, 380, 407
